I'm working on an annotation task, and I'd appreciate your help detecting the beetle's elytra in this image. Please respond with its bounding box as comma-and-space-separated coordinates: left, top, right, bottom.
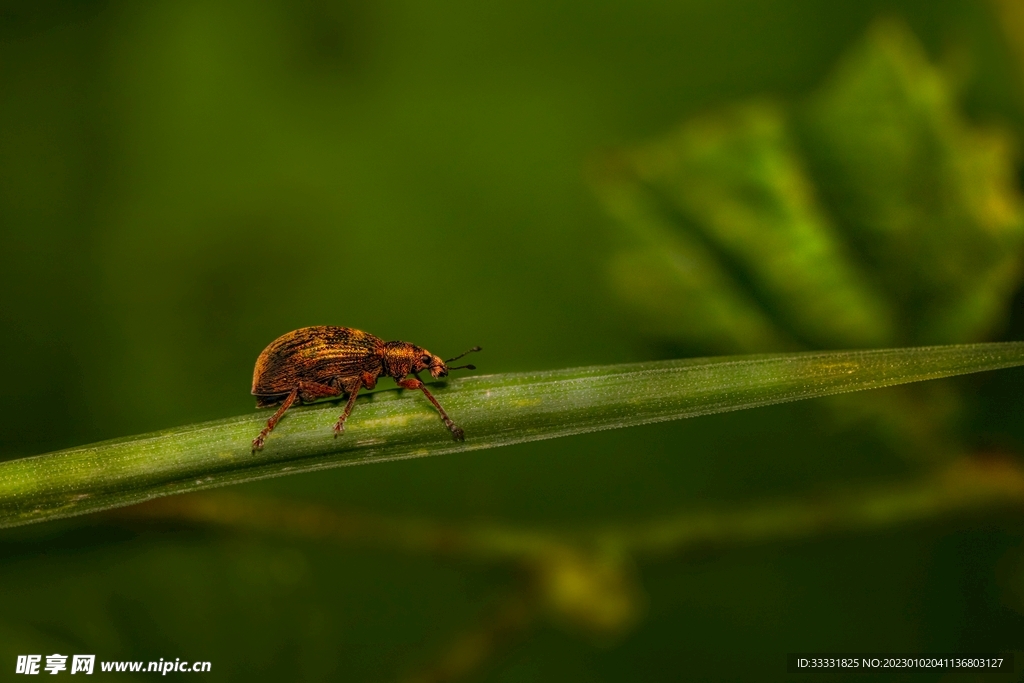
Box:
250, 326, 480, 451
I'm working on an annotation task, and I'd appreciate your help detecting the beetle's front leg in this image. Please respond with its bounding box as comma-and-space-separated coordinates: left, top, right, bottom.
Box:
397, 377, 465, 441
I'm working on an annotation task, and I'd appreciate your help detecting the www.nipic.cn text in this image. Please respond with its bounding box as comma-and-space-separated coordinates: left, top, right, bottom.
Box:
16, 655, 212, 675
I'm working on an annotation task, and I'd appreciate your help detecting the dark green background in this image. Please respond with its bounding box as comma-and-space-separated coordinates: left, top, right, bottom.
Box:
3, 0, 1024, 680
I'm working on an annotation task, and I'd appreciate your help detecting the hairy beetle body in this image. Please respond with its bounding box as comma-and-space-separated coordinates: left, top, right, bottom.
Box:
250, 326, 479, 451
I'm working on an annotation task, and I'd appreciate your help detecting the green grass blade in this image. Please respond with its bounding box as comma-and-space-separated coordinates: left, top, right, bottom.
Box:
2, 342, 1024, 528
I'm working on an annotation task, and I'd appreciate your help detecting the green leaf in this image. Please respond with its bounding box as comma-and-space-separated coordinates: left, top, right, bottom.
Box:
593, 19, 1024, 464
596, 162, 791, 352
628, 102, 895, 349
3, 342, 1024, 529
798, 20, 1024, 343
598, 20, 1024, 350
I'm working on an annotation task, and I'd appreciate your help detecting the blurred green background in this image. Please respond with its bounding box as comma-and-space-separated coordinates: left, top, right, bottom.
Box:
5, 0, 1024, 680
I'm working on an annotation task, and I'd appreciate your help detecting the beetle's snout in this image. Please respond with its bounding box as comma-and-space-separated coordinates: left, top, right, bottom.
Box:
428, 355, 448, 378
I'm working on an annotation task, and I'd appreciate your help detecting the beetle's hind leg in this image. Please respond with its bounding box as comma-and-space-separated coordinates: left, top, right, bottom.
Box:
333, 377, 366, 436
253, 381, 341, 451
298, 381, 341, 404
252, 387, 299, 451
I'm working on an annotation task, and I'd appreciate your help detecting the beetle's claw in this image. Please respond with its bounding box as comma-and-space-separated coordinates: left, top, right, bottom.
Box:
252, 436, 265, 452
450, 425, 465, 442
333, 421, 344, 436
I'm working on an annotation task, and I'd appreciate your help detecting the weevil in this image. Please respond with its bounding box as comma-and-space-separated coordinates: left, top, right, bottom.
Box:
250, 326, 481, 450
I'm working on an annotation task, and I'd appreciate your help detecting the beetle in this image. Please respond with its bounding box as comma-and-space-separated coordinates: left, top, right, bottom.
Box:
250, 326, 480, 451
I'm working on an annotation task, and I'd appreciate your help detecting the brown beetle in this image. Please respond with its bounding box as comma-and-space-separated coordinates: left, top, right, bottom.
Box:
250, 326, 480, 450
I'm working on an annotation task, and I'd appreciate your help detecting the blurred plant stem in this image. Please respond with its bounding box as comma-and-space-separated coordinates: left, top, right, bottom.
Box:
4, 343, 1024, 529
399, 592, 535, 683
115, 456, 1024, 561
113, 454, 1024, 681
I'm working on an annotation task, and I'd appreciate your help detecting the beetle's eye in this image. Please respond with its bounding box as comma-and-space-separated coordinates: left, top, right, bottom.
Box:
421, 355, 431, 364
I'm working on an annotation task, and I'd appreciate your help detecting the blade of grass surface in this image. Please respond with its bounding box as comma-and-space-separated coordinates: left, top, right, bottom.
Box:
2, 342, 1024, 528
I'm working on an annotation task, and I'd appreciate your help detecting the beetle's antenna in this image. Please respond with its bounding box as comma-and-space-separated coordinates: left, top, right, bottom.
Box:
446, 346, 482, 363
448, 364, 476, 371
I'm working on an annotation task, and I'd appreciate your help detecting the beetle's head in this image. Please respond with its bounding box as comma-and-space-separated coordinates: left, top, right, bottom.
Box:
412, 345, 482, 379
412, 349, 449, 378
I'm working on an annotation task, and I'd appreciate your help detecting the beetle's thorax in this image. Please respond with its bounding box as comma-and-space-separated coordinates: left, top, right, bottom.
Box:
381, 341, 418, 379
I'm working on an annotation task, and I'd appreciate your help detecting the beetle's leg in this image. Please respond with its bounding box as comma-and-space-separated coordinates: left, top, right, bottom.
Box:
252, 386, 299, 451
298, 381, 341, 404
333, 379, 363, 435
396, 377, 465, 442
332, 373, 381, 435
